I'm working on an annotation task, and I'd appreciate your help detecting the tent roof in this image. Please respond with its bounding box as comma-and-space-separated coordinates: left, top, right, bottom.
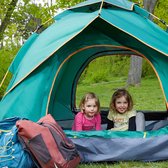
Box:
6, 0, 168, 96
69, 0, 135, 10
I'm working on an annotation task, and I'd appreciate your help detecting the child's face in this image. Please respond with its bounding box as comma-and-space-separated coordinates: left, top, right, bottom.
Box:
83, 98, 98, 118
114, 96, 128, 114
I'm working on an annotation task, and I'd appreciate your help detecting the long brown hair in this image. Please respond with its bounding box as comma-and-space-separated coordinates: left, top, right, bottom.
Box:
109, 88, 133, 112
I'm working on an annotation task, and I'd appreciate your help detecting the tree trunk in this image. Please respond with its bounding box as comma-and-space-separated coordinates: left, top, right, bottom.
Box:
0, 0, 19, 42
127, 0, 158, 86
143, 0, 158, 14
127, 55, 142, 86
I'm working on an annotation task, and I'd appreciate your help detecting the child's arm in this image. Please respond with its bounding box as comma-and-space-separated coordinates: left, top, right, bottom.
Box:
73, 112, 83, 131
106, 111, 114, 129
106, 119, 114, 130
128, 116, 136, 131
95, 113, 102, 130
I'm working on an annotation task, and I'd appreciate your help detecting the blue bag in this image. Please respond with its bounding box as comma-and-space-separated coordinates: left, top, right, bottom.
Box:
0, 117, 36, 168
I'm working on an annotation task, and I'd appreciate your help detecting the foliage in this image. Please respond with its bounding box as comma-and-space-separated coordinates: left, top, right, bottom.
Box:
141, 60, 155, 77
0, 46, 19, 98
79, 56, 156, 85
79, 56, 130, 84
0, 0, 61, 48
154, 0, 168, 30
56, 0, 84, 8
0, 0, 19, 42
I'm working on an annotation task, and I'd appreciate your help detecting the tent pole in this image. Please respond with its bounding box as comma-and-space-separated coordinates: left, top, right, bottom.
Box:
41, 17, 54, 27
98, 0, 104, 15
0, 70, 9, 88
35, 17, 54, 33
150, 13, 168, 29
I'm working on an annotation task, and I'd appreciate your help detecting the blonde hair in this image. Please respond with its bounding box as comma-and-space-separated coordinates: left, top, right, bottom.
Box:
109, 88, 133, 112
79, 92, 100, 114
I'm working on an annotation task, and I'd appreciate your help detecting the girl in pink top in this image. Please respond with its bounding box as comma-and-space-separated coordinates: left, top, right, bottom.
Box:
72, 92, 101, 131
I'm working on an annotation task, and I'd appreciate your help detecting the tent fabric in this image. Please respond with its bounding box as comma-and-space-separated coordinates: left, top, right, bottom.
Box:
64, 126, 168, 139
65, 127, 168, 162
0, 0, 168, 122
8, 33, 39, 75
67, 135, 168, 162
5, 12, 98, 93
69, 0, 135, 10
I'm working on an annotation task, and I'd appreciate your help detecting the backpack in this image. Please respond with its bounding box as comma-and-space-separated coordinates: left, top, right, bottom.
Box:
16, 114, 81, 168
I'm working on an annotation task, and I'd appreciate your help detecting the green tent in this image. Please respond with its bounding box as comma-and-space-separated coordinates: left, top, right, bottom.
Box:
0, 0, 168, 122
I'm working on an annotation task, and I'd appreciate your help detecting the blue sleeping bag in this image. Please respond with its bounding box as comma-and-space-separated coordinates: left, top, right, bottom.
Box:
0, 117, 36, 168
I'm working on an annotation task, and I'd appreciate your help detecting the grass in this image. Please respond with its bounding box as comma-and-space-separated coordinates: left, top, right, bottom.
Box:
76, 76, 166, 111
76, 76, 168, 168
78, 161, 168, 168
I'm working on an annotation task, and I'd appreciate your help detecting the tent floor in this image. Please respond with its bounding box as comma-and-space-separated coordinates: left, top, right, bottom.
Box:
58, 109, 168, 131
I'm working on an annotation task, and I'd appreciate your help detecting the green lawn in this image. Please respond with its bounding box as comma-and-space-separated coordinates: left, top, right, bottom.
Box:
76, 77, 166, 111
76, 77, 168, 167
78, 161, 168, 168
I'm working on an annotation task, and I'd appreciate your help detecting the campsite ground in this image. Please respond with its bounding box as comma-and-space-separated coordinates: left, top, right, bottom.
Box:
78, 161, 168, 168
76, 77, 167, 168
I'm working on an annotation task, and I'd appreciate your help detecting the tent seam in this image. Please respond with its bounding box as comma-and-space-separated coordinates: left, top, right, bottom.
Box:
99, 16, 168, 57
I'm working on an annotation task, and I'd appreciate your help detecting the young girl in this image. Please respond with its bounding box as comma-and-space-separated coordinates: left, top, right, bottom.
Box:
72, 92, 101, 131
107, 88, 136, 131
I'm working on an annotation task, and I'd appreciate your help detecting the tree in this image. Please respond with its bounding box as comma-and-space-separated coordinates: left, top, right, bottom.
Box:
144, 0, 158, 14
0, 0, 84, 49
127, 0, 158, 86
127, 55, 142, 86
0, 0, 19, 43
